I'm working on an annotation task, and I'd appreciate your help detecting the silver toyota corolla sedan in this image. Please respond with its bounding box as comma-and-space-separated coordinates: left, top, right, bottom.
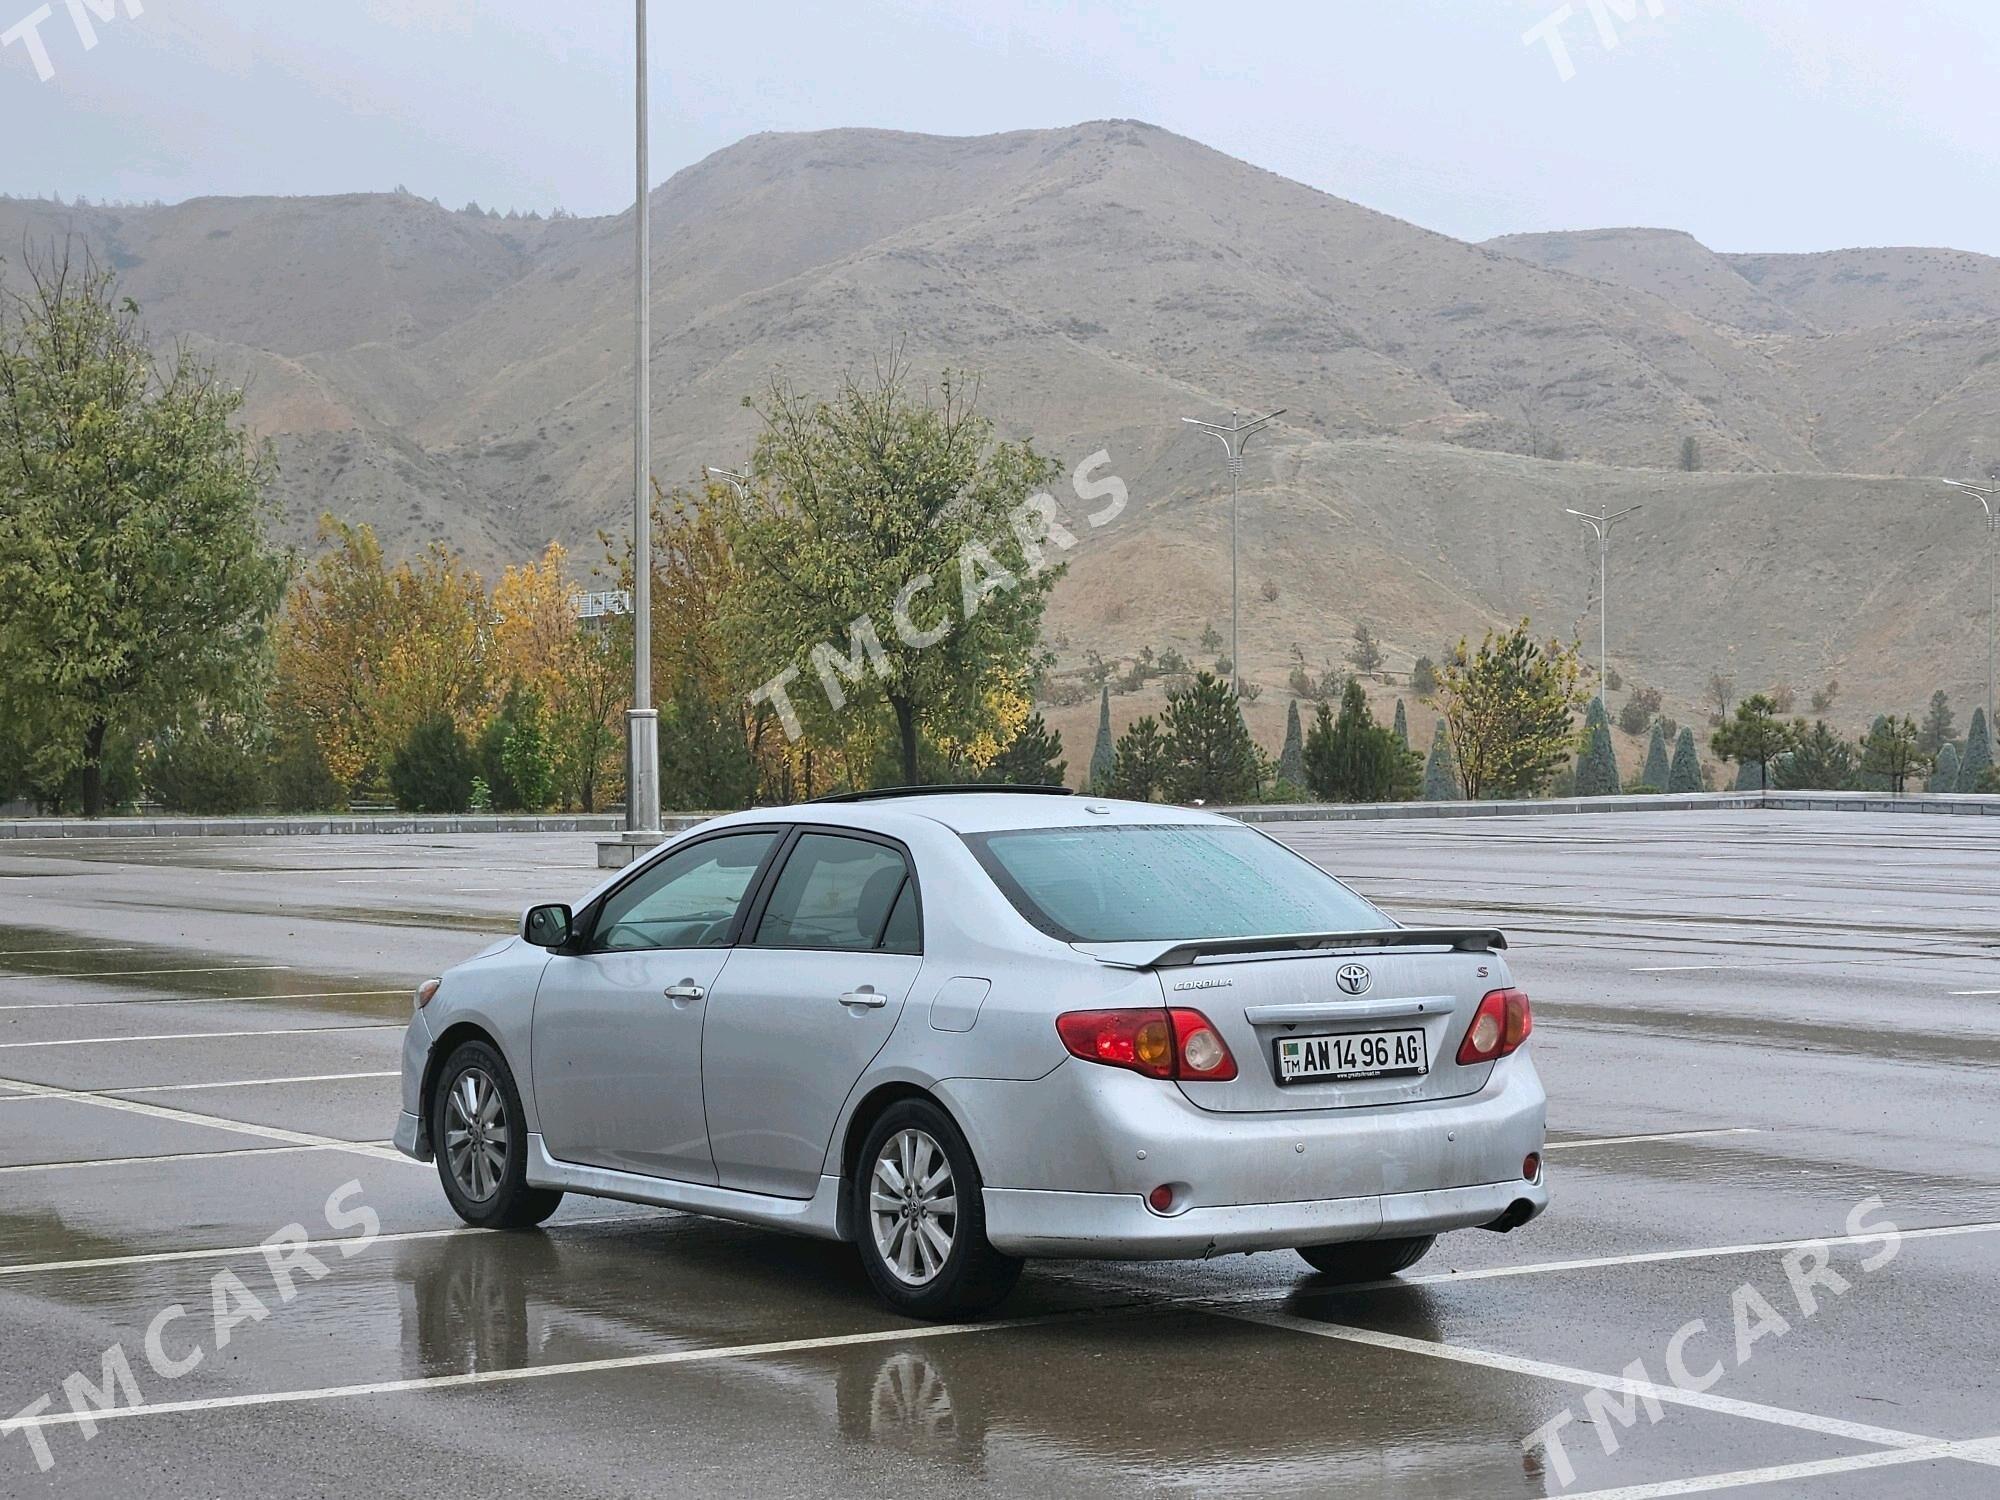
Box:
394, 788, 1548, 1317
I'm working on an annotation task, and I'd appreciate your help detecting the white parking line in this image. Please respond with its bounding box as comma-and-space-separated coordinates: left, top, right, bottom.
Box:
1547, 1128, 1760, 1151
1950, 989, 2000, 997
0, 1073, 413, 1164
0, 1313, 1085, 1433
0, 989, 407, 1013
0, 1025, 401, 1051
0, 1071, 398, 1101
0, 946, 141, 956
0, 1142, 393, 1177
1563, 1436, 2000, 1499
0, 965, 293, 981
1379, 1219, 2000, 1291
1220, 1309, 1992, 1461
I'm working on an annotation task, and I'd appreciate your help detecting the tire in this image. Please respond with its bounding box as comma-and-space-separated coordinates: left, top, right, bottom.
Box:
1296, 1234, 1436, 1283
853, 1098, 1022, 1319
431, 1039, 564, 1230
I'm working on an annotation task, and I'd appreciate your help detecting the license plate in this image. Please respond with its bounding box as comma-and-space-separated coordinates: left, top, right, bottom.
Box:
1276, 1029, 1429, 1083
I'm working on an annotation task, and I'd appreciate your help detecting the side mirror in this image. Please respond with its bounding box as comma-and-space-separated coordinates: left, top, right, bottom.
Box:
522, 903, 573, 949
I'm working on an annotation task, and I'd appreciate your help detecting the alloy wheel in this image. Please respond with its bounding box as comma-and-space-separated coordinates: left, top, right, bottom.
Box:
869, 1127, 957, 1286
444, 1067, 509, 1202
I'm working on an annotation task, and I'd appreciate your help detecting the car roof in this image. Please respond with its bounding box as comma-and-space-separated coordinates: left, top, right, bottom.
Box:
698, 792, 1235, 838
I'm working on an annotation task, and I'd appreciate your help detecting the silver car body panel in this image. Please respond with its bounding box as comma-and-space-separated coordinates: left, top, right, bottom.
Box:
396, 794, 1548, 1259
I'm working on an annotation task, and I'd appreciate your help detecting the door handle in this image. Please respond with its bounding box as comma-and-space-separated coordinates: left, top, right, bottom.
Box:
837, 989, 887, 1009
664, 982, 706, 1003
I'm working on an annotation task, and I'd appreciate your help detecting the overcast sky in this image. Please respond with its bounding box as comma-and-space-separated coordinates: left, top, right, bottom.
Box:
5, 0, 1997, 254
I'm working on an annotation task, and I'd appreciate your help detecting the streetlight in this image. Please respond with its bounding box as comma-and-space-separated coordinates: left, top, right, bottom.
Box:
1942, 477, 1999, 734
704, 466, 751, 498
1181, 407, 1285, 697
1564, 503, 1642, 698
624, 0, 660, 839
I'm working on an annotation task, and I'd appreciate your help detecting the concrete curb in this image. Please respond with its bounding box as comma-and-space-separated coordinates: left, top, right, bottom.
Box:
0, 813, 705, 840
2, 792, 1994, 840
1225, 790, 2000, 822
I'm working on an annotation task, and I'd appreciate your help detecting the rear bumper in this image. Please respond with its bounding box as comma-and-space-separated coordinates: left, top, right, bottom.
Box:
983, 1175, 1547, 1259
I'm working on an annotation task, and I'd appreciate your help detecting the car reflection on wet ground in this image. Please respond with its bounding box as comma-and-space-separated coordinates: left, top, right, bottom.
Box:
0, 812, 1996, 1497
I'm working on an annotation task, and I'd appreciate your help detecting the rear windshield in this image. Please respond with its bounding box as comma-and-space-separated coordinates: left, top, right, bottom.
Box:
964, 823, 1387, 943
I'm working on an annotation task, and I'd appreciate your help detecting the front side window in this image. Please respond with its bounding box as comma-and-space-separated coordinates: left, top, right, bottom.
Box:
589, 831, 778, 952
965, 823, 1385, 943
753, 833, 917, 953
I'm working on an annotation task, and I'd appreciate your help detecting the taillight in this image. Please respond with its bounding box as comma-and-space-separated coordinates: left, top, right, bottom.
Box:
1457, 988, 1532, 1065
1056, 1007, 1238, 1082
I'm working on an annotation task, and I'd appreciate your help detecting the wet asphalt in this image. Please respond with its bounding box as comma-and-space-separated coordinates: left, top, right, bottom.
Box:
0, 811, 1994, 1497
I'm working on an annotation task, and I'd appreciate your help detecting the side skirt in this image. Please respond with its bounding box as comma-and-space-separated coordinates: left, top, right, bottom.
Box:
524, 1134, 847, 1242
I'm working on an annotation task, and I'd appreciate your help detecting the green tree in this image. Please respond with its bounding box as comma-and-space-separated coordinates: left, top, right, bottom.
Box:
1161, 672, 1262, 804
1088, 684, 1115, 793
1711, 694, 1796, 793
1960, 708, 1992, 790
1641, 723, 1671, 792
1421, 720, 1459, 800
729, 361, 1061, 785
659, 675, 758, 812
266, 708, 345, 813
1918, 690, 1955, 757
144, 719, 267, 814
1304, 679, 1402, 803
1668, 726, 1703, 793
478, 683, 553, 812
0, 247, 287, 815
1929, 741, 1961, 793
985, 712, 1066, 786
1859, 716, 1927, 793
1575, 698, 1621, 796
1411, 655, 1439, 700
1391, 698, 1409, 749
1108, 715, 1168, 802
1680, 435, 1700, 471
1436, 621, 1589, 799
1278, 700, 1306, 789
1348, 622, 1385, 678
1775, 720, 1858, 790
389, 712, 476, 813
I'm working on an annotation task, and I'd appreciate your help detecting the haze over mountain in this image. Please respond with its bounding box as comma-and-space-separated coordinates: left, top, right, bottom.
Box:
6, 120, 1997, 748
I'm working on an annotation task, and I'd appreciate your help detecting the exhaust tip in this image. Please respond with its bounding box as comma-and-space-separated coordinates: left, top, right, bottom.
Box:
1478, 1198, 1541, 1234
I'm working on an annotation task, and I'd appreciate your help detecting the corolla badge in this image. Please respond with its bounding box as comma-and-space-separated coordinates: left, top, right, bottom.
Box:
1335, 963, 1372, 996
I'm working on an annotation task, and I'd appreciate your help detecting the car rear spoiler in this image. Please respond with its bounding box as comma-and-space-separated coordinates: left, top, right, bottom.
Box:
1079, 928, 1508, 970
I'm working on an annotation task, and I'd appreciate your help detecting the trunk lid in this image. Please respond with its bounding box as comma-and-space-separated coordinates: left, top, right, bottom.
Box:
1146, 941, 1508, 1113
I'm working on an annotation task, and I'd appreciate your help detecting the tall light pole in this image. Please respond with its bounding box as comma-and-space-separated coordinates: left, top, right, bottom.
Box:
1943, 477, 1999, 734
1181, 408, 1285, 697
1564, 503, 1642, 698
624, 0, 660, 837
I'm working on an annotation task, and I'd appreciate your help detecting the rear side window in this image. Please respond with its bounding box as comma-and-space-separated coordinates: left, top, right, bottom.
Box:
754, 833, 919, 953
965, 823, 1384, 943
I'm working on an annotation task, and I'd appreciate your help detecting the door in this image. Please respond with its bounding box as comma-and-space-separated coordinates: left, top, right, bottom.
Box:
530, 829, 779, 1183
701, 831, 924, 1199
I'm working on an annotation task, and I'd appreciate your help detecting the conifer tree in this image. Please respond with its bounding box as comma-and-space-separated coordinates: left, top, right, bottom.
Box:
1960, 708, 1992, 790
1575, 699, 1621, 796
1088, 684, 1115, 793
1642, 722, 1671, 791
1422, 720, 1459, 801
1278, 700, 1306, 788
1668, 726, 1702, 793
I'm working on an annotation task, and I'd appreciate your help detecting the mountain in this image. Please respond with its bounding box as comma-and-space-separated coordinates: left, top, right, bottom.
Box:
4, 121, 1996, 746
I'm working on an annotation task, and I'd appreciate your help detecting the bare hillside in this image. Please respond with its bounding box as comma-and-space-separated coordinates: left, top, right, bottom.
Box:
4, 121, 1997, 730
